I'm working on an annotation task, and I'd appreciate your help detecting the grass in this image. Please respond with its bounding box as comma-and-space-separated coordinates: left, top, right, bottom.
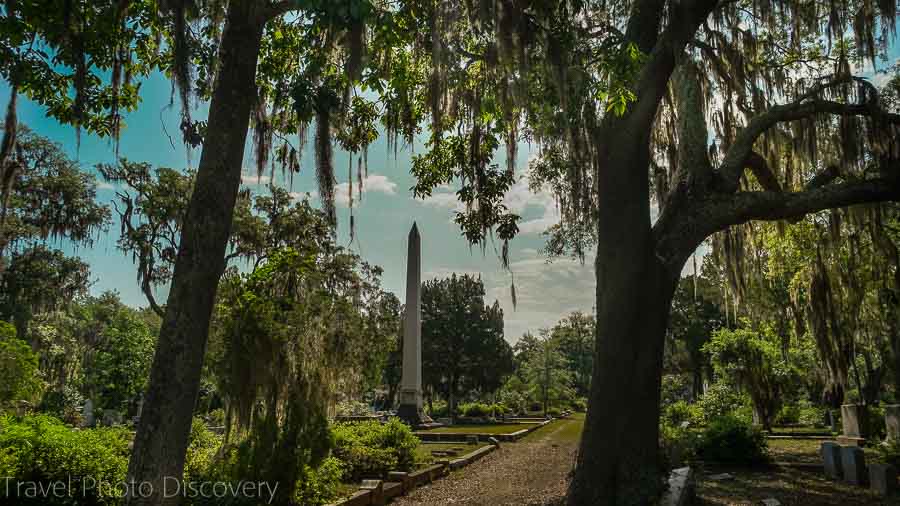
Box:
696, 465, 897, 505
547, 412, 585, 444
768, 438, 829, 464
769, 425, 835, 435
423, 423, 539, 435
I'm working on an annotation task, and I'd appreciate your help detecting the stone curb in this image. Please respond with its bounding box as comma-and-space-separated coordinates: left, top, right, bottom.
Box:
413, 418, 555, 443
325, 445, 498, 506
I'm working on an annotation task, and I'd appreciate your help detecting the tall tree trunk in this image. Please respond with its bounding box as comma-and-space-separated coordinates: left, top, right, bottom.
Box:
126, 4, 266, 504
568, 117, 680, 504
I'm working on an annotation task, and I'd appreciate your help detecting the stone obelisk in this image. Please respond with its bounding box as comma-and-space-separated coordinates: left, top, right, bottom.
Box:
397, 223, 430, 426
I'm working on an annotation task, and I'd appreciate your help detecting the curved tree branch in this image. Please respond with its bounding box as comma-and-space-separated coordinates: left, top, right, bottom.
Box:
655, 175, 900, 269
718, 80, 900, 191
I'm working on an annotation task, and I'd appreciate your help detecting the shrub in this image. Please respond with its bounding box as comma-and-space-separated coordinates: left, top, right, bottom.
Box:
570, 398, 587, 412
547, 407, 562, 417
798, 402, 826, 427
875, 439, 900, 468
427, 400, 448, 418
489, 403, 509, 417
663, 401, 702, 428
184, 417, 223, 481
696, 415, 769, 465
774, 403, 801, 425
205, 408, 226, 427
0, 323, 42, 405
295, 457, 345, 506
0, 414, 130, 504
659, 421, 700, 468
459, 402, 492, 417
698, 382, 751, 424
331, 419, 419, 481
335, 400, 371, 417
37, 385, 85, 426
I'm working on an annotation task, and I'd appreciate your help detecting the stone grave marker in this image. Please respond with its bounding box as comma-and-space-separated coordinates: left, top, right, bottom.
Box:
840, 446, 867, 486
82, 399, 95, 427
868, 463, 897, 496
838, 404, 867, 447
821, 442, 843, 479
885, 405, 900, 442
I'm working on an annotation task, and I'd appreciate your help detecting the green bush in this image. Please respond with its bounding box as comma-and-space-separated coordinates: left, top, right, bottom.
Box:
295, 457, 345, 506
774, 403, 801, 425
696, 415, 769, 465
698, 382, 751, 424
0, 323, 42, 405
459, 402, 493, 417
570, 398, 587, 412
547, 407, 562, 417
331, 419, 418, 481
798, 402, 826, 428
663, 401, 702, 427
0, 414, 130, 504
184, 417, 223, 482
37, 385, 85, 426
427, 400, 448, 418
875, 439, 900, 468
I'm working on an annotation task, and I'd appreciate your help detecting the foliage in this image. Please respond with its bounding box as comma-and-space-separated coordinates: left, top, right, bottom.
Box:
335, 400, 372, 417
207, 202, 399, 502
0, 246, 91, 335
704, 321, 796, 428
183, 417, 222, 482
550, 311, 595, 397
0, 129, 110, 266
696, 415, 770, 465
570, 398, 587, 412
331, 419, 418, 481
0, 414, 130, 505
0, 321, 40, 405
516, 331, 573, 415
458, 402, 503, 418
875, 439, 900, 469
421, 274, 514, 414
294, 457, 346, 506
697, 381, 751, 425
663, 401, 702, 428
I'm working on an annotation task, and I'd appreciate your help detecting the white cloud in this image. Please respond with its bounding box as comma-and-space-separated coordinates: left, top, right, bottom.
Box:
290, 190, 318, 201
422, 248, 595, 344
96, 181, 116, 191
334, 173, 397, 207
241, 172, 271, 185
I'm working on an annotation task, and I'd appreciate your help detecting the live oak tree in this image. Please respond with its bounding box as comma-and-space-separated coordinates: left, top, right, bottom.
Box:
421, 274, 513, 415
386, 0, 900, 503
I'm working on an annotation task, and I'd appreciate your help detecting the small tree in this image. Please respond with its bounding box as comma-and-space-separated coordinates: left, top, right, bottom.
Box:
704, 321, 795, 429
519, 330, 572, 416
0, 321, 40, 406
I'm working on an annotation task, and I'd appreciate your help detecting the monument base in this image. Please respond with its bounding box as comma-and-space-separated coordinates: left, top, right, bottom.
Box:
397, 403, 436, 428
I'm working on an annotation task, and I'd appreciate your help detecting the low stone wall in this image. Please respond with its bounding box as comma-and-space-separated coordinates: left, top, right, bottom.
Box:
413, 419, 553, 443
325, 445, 498, 506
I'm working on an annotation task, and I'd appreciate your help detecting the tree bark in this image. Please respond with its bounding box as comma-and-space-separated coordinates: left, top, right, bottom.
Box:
126, 4, 266, 504
567, 107, 683, 503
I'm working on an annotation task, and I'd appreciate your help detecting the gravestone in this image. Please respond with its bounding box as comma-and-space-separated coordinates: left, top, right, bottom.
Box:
396, 223, 432, 427
132, 394, 144, 425
840, 446, 867, 486
868, 463, 897, 496
102, 409, 123, 427
885, 405, 900, 442
837, 404, 867, 447
820, 442, 843, 479
82, 399, 95, 427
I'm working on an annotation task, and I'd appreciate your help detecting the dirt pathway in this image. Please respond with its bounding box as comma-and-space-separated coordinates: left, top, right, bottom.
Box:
392, 416, 583, 506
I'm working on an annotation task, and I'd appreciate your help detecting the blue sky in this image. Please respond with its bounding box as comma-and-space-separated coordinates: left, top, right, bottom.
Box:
5, 41, 898, 344
1, 72, 597, 343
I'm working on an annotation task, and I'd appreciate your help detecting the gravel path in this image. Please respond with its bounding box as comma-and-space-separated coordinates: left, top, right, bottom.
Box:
392, 418, 582, 506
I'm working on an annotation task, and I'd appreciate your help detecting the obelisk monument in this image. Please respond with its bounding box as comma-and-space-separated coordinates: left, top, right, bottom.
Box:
397, 223, 430, 426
